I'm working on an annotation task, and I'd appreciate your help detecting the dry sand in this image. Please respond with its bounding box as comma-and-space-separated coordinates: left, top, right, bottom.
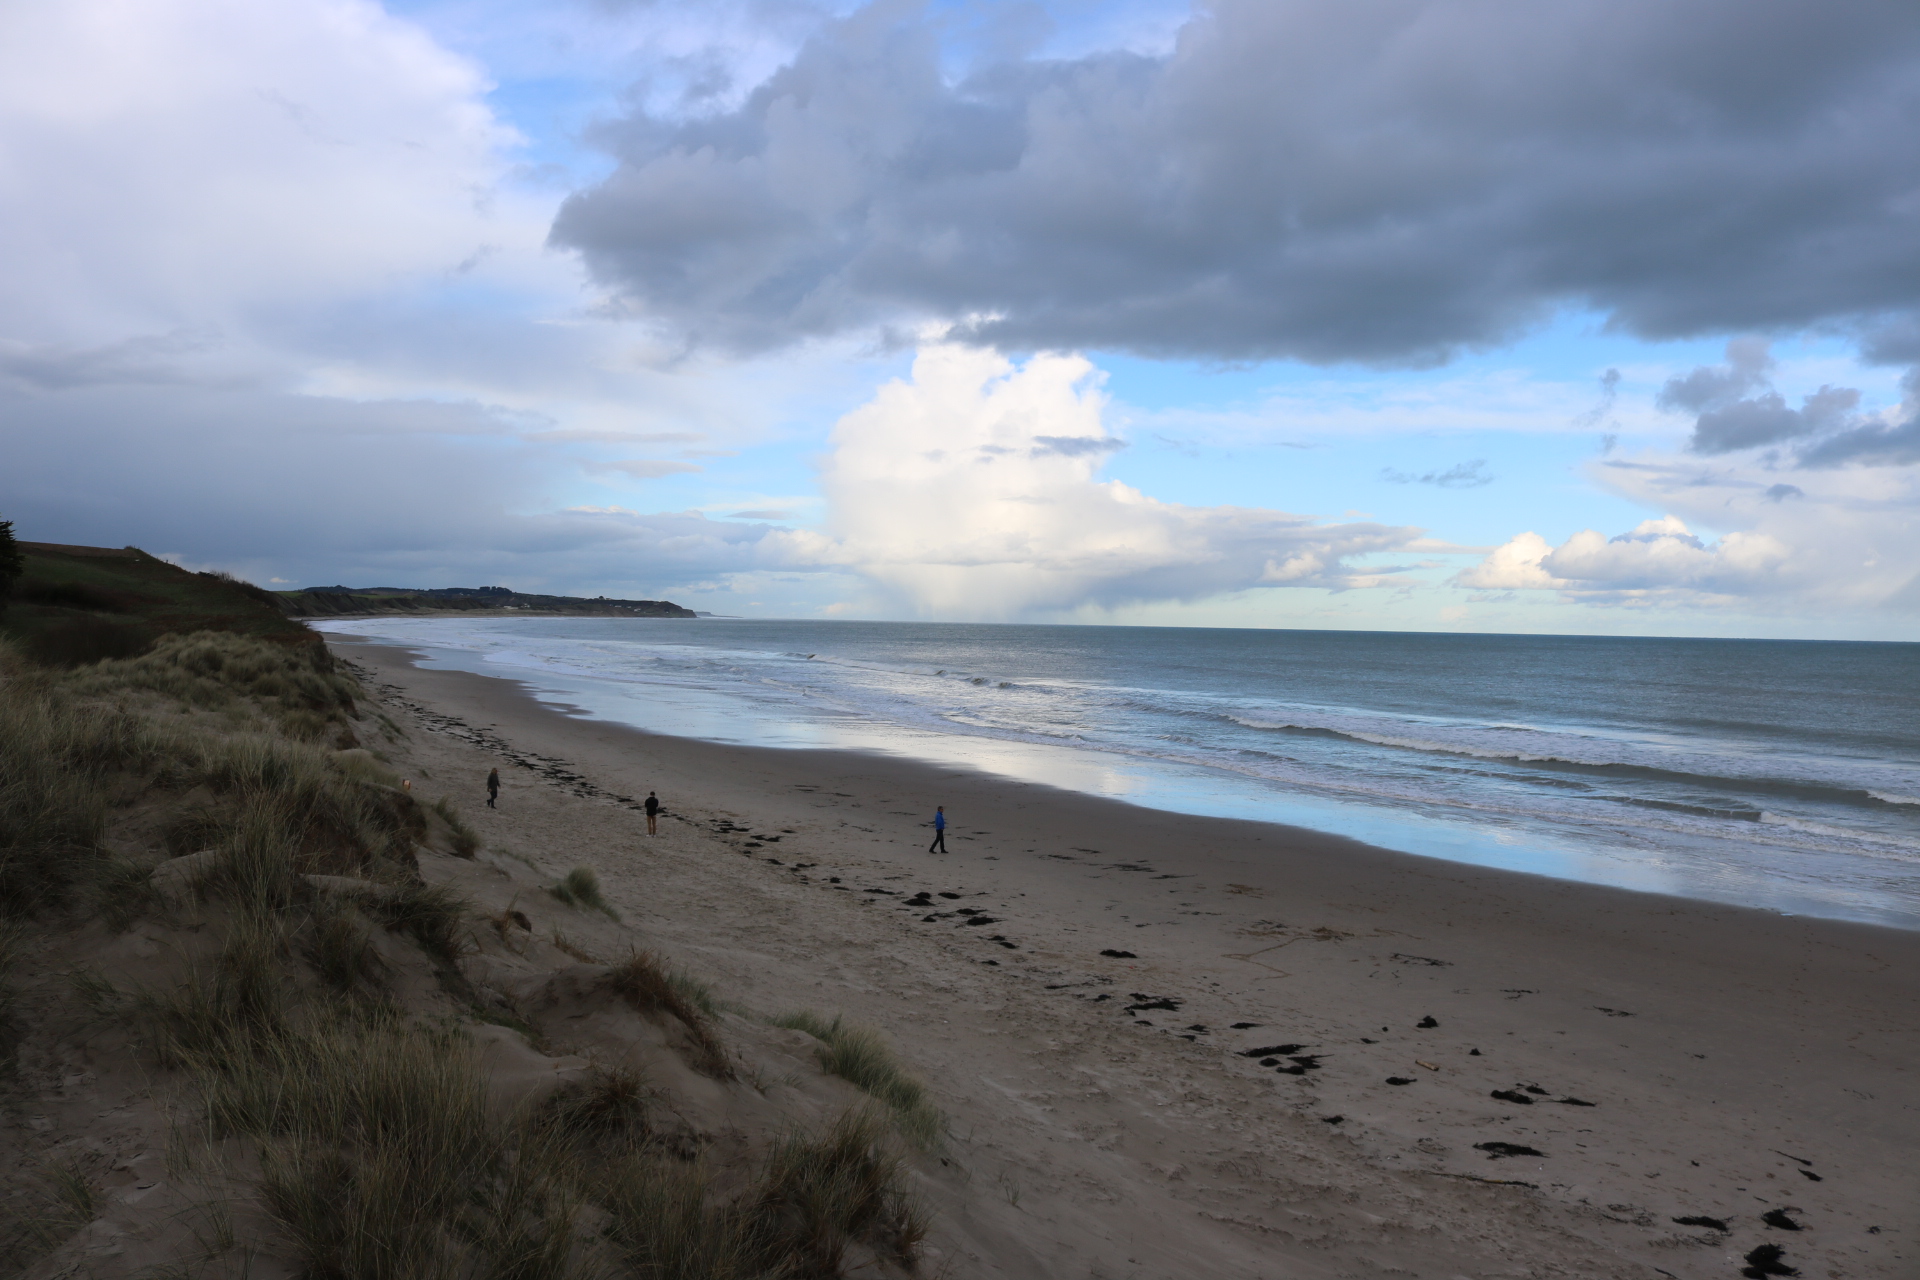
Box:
333, 635, 1920, 1280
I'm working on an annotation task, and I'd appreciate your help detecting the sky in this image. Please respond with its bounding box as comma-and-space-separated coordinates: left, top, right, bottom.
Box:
3, 0, 1918, 638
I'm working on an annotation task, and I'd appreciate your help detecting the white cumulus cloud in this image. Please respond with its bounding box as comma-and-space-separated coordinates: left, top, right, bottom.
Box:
1459, 516, 1791, 602
1460, 449, 1920, 611
775, 344, 1429, 618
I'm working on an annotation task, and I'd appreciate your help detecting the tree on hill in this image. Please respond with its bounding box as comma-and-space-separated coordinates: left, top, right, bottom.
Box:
0, 517, 22, 611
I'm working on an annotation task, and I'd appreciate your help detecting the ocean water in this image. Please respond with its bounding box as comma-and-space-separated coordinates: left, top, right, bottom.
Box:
316, 617, 1920, 929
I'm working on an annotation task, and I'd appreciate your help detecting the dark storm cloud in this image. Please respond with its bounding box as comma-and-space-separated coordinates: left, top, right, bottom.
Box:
0, 382, 777, 592
1690, 386, 1861, 454
1657, 338, 1919, 463
1794, 411, 1920, 468
551, 0, 1920, 363
0, 330, 229, 390
1657, 337, 1773, 416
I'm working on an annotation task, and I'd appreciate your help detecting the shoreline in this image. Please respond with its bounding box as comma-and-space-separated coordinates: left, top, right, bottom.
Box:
334, 632, 1920, 1278
317, 619, 1920, 933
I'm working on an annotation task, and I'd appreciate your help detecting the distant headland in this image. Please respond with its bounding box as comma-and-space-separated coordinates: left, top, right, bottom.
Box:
280, 584, 696, 619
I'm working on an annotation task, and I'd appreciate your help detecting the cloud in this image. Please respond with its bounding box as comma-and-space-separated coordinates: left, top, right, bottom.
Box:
0, 0, 514, 345
772, 344, 1427, 618
1574, 367, 1622, 429
551, 0, 1920, 362
1660, 338, 1866, 453
1690, 388, 1861, 453
0, 330, 232, 390
0, 0, 907, 608
526, 429, 707, 444
1656, 336, 1775, 414
1031, 434, 1126, 458
1794, 405, 1920, 468
1460, 453, 1920, 609
1656, 338, 1920, 463
1458, 516, 1789, 601
1380, 459, 1493, 488
586, 459, 704, 479
0, 379, 783, 593
727, 509, 793, 520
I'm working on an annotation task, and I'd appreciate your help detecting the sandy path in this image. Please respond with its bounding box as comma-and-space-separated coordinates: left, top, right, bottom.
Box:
337, 637, 1920, 1280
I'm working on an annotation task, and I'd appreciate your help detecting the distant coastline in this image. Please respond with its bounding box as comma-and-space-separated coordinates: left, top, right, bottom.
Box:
278, 584, 696, 619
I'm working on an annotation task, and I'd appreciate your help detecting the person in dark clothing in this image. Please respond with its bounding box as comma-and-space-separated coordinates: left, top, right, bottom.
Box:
486, 767, 500, 808
645, 791, 660, 835
928, 805, 947, 853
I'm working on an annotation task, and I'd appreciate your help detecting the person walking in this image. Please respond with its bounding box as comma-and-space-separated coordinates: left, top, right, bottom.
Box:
928, 805, 947, 853
486, 767, 500, 809
645, 791, 660, 835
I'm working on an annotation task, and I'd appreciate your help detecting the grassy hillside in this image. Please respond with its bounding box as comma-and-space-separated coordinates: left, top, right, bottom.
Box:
2, 542, 316, 665
0, 630, 935, 1280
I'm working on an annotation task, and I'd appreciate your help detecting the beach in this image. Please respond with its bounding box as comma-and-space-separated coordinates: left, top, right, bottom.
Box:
336, 633, 1920, 1279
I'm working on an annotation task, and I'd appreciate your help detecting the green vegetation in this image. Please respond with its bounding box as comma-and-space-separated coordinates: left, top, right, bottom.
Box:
281, 585, 696, 619
1, 537, 315, 666
0, 574, 930, 1279
601, 1108, 925, 1280
607, 950, 731, 1079
0, 919, 25, 1063
773, 1013, 945, 1150
0, 1156, 99, 1270
0, 519, 22, 608
433, 794, 482, 857
548, 864, 620, 920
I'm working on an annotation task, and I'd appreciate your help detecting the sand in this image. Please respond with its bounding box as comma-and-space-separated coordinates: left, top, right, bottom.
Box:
333, 635, 1920, 1279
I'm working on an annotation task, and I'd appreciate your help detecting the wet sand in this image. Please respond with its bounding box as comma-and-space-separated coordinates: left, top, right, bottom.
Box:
335, 634, 1920, 1279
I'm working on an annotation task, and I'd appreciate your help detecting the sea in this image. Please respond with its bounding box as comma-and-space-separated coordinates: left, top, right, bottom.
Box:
314, 617, 1920, 930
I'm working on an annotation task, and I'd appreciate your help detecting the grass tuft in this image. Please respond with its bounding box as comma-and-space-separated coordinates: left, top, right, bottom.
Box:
0, 920, 26, 1064
772, 1013, 944, 1150
0, 1155, 101, 1276
668, 969, 733, 1019
0, 680, 130, 917
138, 913, 292, 1065
607, 951, 730, 1079
601, 1155, 750, 1280
547, 866, 619, 920
753, 1108, 927, 1275
365, 880, 470, 962
432, 795, 481, 859
540, 1066, 652, 1145
600, 1108, 925, 1280
303, 898, 386, 994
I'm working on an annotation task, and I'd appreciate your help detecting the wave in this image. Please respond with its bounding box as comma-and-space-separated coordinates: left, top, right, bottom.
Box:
1225, 714, 1629, 763
940, 712, 1084, 740
1594, 796, 1765, 822
1222, 714, 1918, 812
1760, 812, 1920, 853
322, 618, 1920, 889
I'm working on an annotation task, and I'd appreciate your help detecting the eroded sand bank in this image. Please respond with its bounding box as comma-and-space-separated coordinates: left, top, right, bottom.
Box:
335, 635, 1920, 1280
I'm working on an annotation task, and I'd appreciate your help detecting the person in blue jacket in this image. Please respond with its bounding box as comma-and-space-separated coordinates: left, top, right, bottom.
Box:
928, 805, 948, 853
